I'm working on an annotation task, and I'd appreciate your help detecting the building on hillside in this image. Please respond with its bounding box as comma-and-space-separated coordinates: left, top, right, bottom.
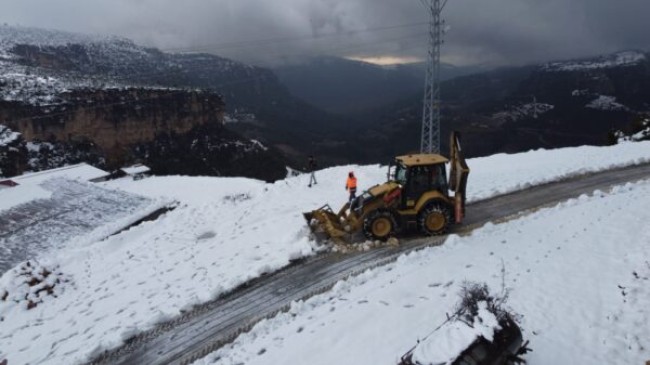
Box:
115, 164, 151, 180
11, 163, 110, 186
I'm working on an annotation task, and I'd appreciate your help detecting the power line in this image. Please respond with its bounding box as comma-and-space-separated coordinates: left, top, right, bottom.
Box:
158, 21, 429, 53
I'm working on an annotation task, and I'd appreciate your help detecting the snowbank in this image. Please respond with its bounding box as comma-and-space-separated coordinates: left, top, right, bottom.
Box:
0, 183, 52, 212
0, 261, 72, 320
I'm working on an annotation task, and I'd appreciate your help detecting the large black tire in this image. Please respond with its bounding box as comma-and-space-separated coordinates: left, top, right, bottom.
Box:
418, 203, 452, 236
363, 210, 396, 240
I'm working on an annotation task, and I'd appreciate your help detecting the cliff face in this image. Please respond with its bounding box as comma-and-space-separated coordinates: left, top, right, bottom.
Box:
0, 26, 292, 180
0, 125, 27, 177
1, 87, 287, 181
2, 88, 225, 167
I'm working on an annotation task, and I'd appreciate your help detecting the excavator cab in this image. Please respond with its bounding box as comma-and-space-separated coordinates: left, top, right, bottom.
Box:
304, 132, 469, 244
389, 156, 449, 211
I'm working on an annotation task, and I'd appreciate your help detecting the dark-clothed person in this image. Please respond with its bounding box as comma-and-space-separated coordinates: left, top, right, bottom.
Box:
308, 155, 317, 187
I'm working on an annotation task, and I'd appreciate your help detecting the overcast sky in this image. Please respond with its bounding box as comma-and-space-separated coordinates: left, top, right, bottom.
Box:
1, 0, 649, 67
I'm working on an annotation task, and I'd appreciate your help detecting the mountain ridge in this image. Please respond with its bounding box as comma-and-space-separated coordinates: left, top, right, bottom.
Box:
0, 25, 294, 180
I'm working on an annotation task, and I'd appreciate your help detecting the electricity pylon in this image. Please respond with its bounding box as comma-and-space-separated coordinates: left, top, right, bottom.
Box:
420, 0, 447, 154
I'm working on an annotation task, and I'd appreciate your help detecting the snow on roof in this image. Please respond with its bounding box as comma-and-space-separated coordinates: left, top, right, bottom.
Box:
0, 183, 52, 212
120, 164, 151, 175
12, 163, 109, 185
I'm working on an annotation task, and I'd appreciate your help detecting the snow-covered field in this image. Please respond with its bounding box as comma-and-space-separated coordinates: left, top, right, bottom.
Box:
1, 141, 650, 364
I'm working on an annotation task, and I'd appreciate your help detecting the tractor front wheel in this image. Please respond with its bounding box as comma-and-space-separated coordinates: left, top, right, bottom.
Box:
418, 203, 452, 236
363, 211, 395, 241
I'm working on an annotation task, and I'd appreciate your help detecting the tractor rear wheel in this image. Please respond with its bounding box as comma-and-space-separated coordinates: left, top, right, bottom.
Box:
363, 211, 395, 241
418, 203, 452, 236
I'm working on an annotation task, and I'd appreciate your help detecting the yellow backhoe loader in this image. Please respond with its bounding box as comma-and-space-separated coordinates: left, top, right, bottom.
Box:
304, 131, 469, 244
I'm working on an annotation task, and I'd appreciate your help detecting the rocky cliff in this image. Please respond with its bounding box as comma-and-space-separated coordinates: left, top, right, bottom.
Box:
1, 88, 225, 168
0, 125, 26, 177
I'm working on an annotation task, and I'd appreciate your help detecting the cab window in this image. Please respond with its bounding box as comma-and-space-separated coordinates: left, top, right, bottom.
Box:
394, 163, 408, 185
431, 163, 448, 191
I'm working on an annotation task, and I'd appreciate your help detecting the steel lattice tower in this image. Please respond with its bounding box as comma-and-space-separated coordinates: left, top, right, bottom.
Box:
420, 0, 446, 154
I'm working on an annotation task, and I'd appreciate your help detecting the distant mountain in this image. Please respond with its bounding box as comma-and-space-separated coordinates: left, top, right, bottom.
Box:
0, 25, 358, 176
273, 56, 485, 115
350, 50, 650, 162
0, 25, 297, 180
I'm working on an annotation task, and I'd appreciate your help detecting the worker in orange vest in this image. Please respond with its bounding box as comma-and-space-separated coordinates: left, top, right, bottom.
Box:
346, 171, 357, 205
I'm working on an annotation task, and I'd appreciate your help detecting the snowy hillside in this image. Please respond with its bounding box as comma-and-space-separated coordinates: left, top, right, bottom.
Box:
492, 102, 554, 123
0, 24, 165, 73
0, 25, 263, 106
586, 95, 629, 111
0, 69, 71, 105
0, 25, 149, 105
542, 50, 647, 72
1, 142, 650, 364
0, 25, 125, 57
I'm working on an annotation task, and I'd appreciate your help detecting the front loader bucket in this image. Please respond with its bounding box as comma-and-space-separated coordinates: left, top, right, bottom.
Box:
304, 204, 353, 242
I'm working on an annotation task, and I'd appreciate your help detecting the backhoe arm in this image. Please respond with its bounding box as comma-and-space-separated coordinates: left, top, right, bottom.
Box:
449, 131, 470, 222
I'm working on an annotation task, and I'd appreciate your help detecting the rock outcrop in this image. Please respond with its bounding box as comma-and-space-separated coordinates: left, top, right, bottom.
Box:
2, 88, 225, 168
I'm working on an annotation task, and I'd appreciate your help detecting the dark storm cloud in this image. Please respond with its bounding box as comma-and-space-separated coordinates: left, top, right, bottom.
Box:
1, 0, 649, 66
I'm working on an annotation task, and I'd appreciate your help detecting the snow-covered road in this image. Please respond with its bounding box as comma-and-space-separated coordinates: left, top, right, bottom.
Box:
1, 141, 650, 365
